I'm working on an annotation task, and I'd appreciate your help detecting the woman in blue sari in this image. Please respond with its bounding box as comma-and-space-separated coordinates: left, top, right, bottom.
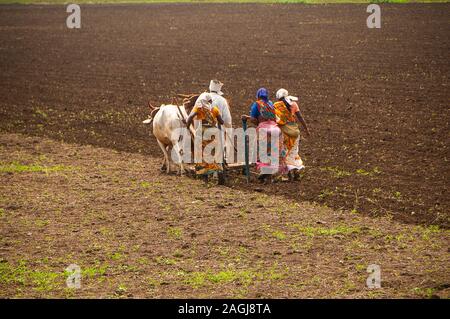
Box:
242, 88, 287, 182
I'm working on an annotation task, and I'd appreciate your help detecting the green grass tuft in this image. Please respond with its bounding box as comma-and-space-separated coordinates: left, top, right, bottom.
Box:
181, 264, 286, 289
167, 227, 183, 239
0, 261, 62, 292
0, 162, 73, 174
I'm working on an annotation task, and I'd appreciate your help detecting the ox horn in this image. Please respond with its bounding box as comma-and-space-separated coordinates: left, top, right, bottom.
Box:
148, 101, 156, 110
177, 93, 196, 99
172, 96, 181, 106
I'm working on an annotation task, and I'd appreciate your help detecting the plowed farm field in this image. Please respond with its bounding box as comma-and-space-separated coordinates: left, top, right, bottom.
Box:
0, 3, 449, 298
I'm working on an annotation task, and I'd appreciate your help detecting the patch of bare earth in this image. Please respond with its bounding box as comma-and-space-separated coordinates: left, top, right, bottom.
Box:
0, 4, 448, 227
0, 133, 448, 298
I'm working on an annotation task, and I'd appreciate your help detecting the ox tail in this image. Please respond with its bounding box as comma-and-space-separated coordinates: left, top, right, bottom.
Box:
143, 103, 161, 125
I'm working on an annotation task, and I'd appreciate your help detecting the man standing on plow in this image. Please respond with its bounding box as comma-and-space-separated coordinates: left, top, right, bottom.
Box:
185, 94, 226, 184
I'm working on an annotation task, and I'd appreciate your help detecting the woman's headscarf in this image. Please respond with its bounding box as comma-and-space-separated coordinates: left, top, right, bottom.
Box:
256, 88, 269, 102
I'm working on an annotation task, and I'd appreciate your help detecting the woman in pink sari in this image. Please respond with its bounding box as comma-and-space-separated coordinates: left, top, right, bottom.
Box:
242, 88, 287, 182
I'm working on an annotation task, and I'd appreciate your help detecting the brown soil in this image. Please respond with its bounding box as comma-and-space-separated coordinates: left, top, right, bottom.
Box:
0, 3, 449, 298
0, 133, 448, 298
1, 3, 448, 227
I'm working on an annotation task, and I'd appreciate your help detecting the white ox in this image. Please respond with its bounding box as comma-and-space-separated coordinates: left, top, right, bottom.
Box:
143, 103, 193, 175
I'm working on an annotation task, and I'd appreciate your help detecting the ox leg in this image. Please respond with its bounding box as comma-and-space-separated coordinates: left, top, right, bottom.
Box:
157, 140, 170, 174
171, 139, 185, 176
167, 145, 174, 174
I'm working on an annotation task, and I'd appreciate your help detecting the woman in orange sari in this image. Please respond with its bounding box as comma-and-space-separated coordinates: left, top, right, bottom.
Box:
274, 88, 310, 181
185, 94, 225, 180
